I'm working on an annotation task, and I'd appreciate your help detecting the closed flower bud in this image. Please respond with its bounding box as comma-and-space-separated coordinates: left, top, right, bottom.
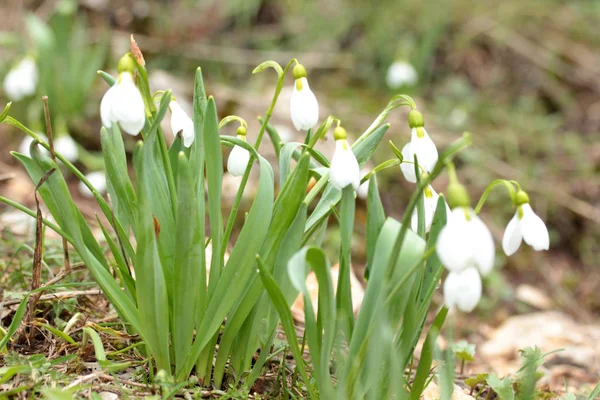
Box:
443, 267, 482, 312
502, 201, 550, 256
227, 133, 251, 177
436, 207, 495, 276
169, 100, 195, 147
330, 128, 360, 190
100, 71, 146, 135
290, 65, 319, 131
3, 58, 38, 101
399, 127, 438, 183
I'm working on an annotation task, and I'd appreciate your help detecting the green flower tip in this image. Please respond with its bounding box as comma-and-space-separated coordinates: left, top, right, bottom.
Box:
117, 54, 135, 74
408, 110, 424, 128
333, 126, 347, 141
292, 63, 307, 80
447, 182, 471, 209
515, 190, 530, 206
236, 125, 247, 137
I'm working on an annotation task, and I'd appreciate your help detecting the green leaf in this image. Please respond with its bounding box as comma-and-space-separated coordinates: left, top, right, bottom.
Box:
587, 381, 600, 400
36, 323, 76, 345
0, 294, 29, 352
336, 186, 355, 341
365, 175, 385, 280
452, 340, 476, 363
97, 70, 116, 86
486, 374, 515, 400
82, 327, 106, 361
252, 60, 283, 77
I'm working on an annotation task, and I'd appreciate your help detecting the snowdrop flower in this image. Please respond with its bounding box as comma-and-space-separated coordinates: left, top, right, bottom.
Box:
356, 169, 370, 200
79, 171, 107, 198
19, 134, 48, 157
411, 185, 451, 233
169, 100, 194, 147
386, 60, 418, 89
100, 55, 146, 136
329, 126, 360, 190
502, 191, 550, 256
443, 267, 482, 312
399, 110, 438, 183
289, 63, 319, 131
227, 126, 251, 177
437, 206, 495, 276
3, 57, 38, 101
53, 135, 79, 163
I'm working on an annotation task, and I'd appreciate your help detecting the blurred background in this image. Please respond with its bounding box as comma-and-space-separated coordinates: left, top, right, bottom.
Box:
0, 0, 599, 390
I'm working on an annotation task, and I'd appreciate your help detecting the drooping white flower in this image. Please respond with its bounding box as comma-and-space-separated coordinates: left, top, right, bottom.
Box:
100, 71, 145, 135
399, 127, 439, 183
386, 60, 418, 89
411, 186, 451, 233
290, 64, 319, 131
330, 127, 360, 190
169, 100, 194, 147
503, 203, 550, 256
356, 169, 370, 200
436, 207, 495, 276
53, 135, 79, 163
19, 134, 48, 157
79, 171, 107, 198
443, 267, 482, 313
3, 58, 38, 101
227, 130, 251, 177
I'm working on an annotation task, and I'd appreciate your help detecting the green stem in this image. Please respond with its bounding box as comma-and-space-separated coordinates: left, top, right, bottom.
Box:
385, 246, 437, 304
474, 179, 518, 214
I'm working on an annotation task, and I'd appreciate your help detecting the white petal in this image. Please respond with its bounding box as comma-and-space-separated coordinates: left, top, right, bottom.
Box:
411, 187, 438, 233
100, 85, 116, 128
399, 142, 416, 183
170, 101, 195, 147
443, 267, 482, 313
386, 61, 418, 89
79, 171, 107, 198
436, 207, 473, 272
469, 211, 496, 276
182, 118, 195, 148
227, 145, 251, 177
112, 72, 146, 135
290, 78, 319, 131
330, 140, 360, 189
3, 69, 24, 101
54, 136, 79, 162
502, 212, 522, 256
520, 204, 550, 251
410, 128, 438, 173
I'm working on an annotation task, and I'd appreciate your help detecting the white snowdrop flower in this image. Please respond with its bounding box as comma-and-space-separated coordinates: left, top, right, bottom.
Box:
386, 60, 418, 89
3, 57, 38, 101
100, 56, 145, 135
502, 192, 550, 256
443, 267, 482, 313
18, 134, 48, 157
329, 127, 360, 190
411, 186, 451, 233
399, 110, 438, 183
79, 171, 107, 198
53, 135, 79, 163
169, 100, 194, 147
356, 169, 370, 200
436, 206, 495, 276
289, 64, 319, 131
273, 124, 294, 143
227, 127, 251, 177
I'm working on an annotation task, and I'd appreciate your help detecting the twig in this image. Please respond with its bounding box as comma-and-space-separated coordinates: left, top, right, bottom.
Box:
3, 289, 102, 307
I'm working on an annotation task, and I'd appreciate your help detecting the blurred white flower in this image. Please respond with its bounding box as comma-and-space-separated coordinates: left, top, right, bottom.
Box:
227, 141, 251, 177
399, 127, 438, 183
273, 124, 294, 143
436, 207, 495, 276
290, 76, 319, 131
443, 267, 482, 312
79, 171, 107, 198
330, 129, 360, 190
386, 61, 418, 89
448, 108, 468, 128
411, 186, 450, 233
3, 58, 38, 101
53, 135, 79, 163
19, 134, 48, 157
100, 72, 145, 135
503, 203, 550, 256
169, 100, 194, 147
356, 169, 370, 200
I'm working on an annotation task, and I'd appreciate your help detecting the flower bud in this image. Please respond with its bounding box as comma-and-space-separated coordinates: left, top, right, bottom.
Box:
236, 125, 247, 137
292, 63, 307, 80
447, 182, 471, 209
333, 126, 347, 141
515, 190, 530, 206
117, 54, 136, 74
